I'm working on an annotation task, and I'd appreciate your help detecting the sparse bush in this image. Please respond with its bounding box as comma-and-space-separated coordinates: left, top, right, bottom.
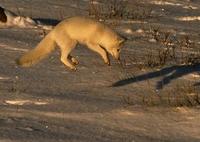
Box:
183, 52, 200, 65
138, 26, 200, 69
88, 0, 152, 20
170, 83, 200, 107
121, 83, 200, 107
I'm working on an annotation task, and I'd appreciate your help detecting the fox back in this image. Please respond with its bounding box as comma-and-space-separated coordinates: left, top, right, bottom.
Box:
53, 17, 122, 48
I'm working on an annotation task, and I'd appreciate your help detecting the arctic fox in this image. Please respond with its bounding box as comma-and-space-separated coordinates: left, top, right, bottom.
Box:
17, 16, 125, 70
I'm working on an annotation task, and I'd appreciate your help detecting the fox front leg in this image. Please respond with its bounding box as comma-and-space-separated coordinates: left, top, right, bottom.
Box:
86, 42, 110, 65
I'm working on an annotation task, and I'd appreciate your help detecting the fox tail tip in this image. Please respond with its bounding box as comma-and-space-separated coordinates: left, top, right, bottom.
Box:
15, 58, 21, 65
15, 58, 25, 66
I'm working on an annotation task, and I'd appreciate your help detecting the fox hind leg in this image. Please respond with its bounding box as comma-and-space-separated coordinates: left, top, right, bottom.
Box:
56, 37, 78, 70
87, 42, 110, 65
68, 54, 79, 65
61, 48, 76, 70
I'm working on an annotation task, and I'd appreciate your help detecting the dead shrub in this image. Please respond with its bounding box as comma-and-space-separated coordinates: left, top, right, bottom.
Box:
88, 0, 152, 20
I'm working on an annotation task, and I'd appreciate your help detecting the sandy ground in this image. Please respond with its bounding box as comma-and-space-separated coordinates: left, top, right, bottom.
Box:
0, 0, 200, 142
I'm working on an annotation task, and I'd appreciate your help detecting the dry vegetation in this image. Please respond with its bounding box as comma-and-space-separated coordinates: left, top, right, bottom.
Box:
122, 28, 200, 106
88, 0, 152, 20
122, 83, 200, 107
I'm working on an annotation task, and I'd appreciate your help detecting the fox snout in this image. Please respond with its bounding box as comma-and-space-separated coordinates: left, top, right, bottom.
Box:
111, 39, 124, 60
117, 56, 121, 61
111, 49, 121, 61
114, 53, 120, 60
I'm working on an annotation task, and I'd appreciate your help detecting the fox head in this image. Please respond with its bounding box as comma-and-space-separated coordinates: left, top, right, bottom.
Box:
108, 37, 125, 60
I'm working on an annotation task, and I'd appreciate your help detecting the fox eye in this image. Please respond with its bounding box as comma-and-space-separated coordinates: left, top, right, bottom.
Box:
117, 49, 120, 52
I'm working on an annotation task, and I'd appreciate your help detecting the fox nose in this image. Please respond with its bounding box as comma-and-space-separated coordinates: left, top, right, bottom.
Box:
117, 56, 121, 61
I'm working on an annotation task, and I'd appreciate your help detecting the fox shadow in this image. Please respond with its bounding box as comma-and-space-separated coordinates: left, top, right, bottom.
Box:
33, 18, 60, 26
112, 64, 200, 89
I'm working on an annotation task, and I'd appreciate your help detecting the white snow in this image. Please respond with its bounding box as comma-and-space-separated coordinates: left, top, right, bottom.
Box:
5, 100, 48, 105
0, 8, 53, 30
175, 16, 200, 21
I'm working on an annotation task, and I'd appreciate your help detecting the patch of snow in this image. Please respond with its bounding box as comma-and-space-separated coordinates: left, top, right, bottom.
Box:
150, 1, 198, 10
120, 20, 147, 24
150, 1, 182, 6
5, 100, 48, 106
0, 7, 53, 30
0, 44, 28, 52
175, 16, 200, 21
123, 28, 134, 34
149, 38, 157, 43
183, 5, 198, 10
0, 76, 10, 80
136, 29, 144, 33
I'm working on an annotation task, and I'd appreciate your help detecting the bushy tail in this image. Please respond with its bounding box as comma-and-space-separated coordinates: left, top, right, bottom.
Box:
16, 33, 56, 67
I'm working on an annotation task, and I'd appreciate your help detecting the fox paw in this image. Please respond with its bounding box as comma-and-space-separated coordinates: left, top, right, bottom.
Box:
105, 61, 110, 66
71, 57, 79, 65
70, 67, 77, 71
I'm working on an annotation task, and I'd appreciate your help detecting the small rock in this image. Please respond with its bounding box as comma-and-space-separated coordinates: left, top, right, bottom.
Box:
136, 29, 144, 33
149, 38, 157, 43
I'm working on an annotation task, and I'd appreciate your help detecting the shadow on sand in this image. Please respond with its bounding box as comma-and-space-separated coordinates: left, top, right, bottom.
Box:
33, 18, 60, 26
112, 64, 200, 89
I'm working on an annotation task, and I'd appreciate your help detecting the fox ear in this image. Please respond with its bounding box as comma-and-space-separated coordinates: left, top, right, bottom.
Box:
118, 35, 127, 45
118, 38, 125, 45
